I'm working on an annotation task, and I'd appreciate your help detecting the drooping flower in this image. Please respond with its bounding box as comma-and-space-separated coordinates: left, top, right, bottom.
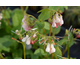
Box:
22, 35, 31, 45
22, 15, 34, 31
46, 43, 56, 54
52, 13, 64, 28
22, 23, 32, 31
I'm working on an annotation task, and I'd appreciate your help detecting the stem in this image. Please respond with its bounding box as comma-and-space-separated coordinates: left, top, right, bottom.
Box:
51, 53, 53, 59
62, 47, 68, 56
52, 28, 55, 37
53, 53, 57, 59
20, 6, 24, 15
43, 28, 47, 36
22, 43, 26, 59
28, 14, 39, 22
67, 44, 70, 59
49, 24, 51, 36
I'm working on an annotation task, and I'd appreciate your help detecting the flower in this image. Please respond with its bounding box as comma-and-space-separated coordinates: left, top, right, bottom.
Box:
32, 31, 38, 38
0, 13, 2, 20
22, 35, 31, 45
46, 43, 56, 54
22, 15, 33, 31
33, 33, 36, 38
22, 23, 32, 31
52, 13, 64, 28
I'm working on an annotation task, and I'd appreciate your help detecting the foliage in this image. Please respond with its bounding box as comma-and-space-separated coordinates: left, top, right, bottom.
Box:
0, 6, 78, 59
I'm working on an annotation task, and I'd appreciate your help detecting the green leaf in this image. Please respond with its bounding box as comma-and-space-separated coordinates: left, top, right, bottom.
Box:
54, 26, 61, 34
49, 6, 59, 11
68, 32, 75, 47
44, 22, 50, 30
0, 43, 10, 52
54, 46, 62, 58
38, 9, 50, 21
35, 21, 44, 29
12, 49, 23, 58
31, 54, 39, 59
25, 49, 33, 55
0, 35, 14, 52
37, 8, 49, 13
57, 37, 68, 45
14, 57, 22, 59
34, 48, 45, 56
12, 9, 23, 27
49, 6, 68, 12
2, 9, 11, 19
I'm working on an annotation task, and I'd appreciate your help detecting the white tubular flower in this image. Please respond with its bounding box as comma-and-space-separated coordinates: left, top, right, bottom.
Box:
60, 15, 64, 25
46, 43, 56, 54
33, 33, 36, 38
26, 37, 30, 45
46, 43, 50, 52
52, 13, 64, 28
55, 13, 60, 23
22, 35, 31, 45
52, 19, 56, 27
50, 44, 56, 53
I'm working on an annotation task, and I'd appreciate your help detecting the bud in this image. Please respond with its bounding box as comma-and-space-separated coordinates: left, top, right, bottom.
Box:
15, 30, 20, 35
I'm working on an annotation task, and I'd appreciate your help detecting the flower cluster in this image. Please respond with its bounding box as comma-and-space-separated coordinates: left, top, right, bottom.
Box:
22, 15, 33, 31
52, 13, 64, 28
46, 43, 55, 54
